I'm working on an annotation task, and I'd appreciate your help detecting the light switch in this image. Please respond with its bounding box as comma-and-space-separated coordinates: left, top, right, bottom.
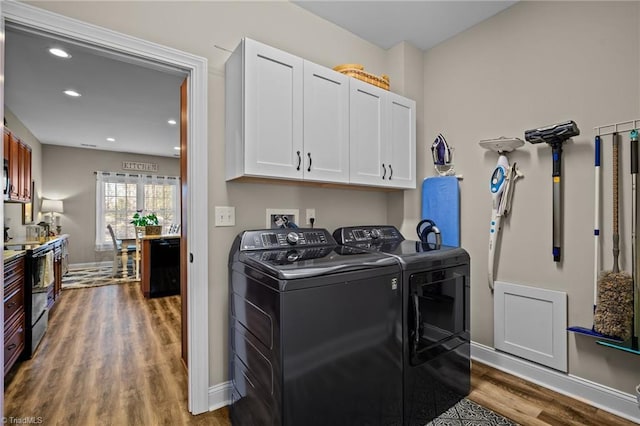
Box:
215, 206, 235, 227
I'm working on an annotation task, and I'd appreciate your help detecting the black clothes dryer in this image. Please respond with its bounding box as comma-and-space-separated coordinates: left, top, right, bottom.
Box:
228, 228, 404, 426
333, 225, 471, 426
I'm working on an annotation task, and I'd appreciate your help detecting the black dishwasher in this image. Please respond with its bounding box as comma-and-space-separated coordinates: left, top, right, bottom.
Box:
149, 238, 180, 297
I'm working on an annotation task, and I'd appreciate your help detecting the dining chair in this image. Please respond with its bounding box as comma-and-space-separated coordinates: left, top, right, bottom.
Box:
107, 224, 136, 278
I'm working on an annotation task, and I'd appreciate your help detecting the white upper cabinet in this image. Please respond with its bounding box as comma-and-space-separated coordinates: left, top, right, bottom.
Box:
349, 78, 388, 185
349, 80, 416, 189
226, 38, 303, 180
303, 61, 350, 183
226, 38, 415, 189
386, 92, 416, 189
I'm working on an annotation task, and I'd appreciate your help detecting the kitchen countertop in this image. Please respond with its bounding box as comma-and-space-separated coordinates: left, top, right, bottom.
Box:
140, 234, 180, 241
5, 234, 69, 250
3, 250, 26, 263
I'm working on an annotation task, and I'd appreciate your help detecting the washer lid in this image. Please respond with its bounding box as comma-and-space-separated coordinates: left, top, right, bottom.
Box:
239, 245, 397, 280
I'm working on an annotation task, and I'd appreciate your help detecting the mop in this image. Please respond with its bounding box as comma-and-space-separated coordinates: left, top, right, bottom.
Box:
479, 137, 524, 292
525, 120, 580, 262
594, 132, 634, 341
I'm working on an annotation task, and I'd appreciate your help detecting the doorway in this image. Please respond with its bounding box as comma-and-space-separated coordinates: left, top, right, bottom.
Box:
0, 2, 209, 415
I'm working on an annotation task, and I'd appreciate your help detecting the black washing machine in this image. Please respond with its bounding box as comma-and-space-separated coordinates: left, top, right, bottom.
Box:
228, 228, 403, 426
333, 225, 470, 426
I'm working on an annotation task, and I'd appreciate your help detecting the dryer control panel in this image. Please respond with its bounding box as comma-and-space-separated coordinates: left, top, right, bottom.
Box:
240, 228, 335, 251
333, 225, 404, 244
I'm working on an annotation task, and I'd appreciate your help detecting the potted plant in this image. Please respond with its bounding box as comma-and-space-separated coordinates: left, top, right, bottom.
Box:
131, 212, 162, 236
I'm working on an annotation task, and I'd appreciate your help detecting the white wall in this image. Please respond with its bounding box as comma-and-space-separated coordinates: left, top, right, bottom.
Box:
421, 1, 640, 393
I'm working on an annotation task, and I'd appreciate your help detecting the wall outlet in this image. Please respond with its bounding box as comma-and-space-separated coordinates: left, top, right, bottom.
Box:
305, 208, 316, 225
214, 206, 235, 227
266, 208, 299, 229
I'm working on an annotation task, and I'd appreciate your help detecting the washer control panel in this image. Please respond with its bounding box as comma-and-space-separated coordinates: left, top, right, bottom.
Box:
333, 225, 404, 244
241, 228, 334, 251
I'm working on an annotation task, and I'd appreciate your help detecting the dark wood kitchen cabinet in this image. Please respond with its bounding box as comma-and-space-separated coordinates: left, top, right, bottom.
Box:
4, 128, 32, 203
4, 254, 26, 377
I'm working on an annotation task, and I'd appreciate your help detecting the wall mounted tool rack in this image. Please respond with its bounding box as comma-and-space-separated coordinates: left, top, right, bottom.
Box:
593, 119, 640, 355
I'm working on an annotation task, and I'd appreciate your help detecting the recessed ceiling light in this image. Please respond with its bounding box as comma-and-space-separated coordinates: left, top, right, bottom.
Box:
49, 48, 71, 59
174, 146, 181, 150
168, 119, 177, 125
64, 90, 81, 97
106, 137, 115, 142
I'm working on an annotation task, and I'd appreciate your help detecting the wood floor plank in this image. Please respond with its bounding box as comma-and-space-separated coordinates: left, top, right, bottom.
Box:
4, 282, 224, 425
470, 361, 637, 426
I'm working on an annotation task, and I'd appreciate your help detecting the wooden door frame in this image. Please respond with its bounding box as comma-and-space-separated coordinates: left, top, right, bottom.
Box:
1, 2, 210, 415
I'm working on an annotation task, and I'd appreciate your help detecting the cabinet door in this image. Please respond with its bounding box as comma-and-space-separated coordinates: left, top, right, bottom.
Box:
349, 79, 388, 185
303, 61, 349, 183
386, 93, 416, 189
22, 146, 31, 201
17, 143, 26, 201
9, 134, 20, 200
244, 39, 303, 179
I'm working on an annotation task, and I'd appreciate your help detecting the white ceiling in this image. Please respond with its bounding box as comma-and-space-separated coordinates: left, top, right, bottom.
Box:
5, 27, 186, 158
4, 2, 515, 159
294, 1, 517, 51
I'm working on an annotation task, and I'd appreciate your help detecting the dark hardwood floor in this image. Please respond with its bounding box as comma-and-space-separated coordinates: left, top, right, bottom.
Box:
5, 282, 636, 425
4, 282, 227, 425
470, 362, 636, 426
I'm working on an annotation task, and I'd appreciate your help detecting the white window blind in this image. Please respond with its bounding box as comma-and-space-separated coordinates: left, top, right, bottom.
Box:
95, 171, 180, 251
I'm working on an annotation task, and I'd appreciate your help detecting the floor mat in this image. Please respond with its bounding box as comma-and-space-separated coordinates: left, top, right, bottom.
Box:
427, 398, 517, 425
62, 265, 138, 290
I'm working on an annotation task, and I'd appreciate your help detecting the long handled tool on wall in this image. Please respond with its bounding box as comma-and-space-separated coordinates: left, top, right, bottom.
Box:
479, 137, 524, 292
632, 129, 639, 349
568, 135, 611, 338
525, 121, 580, 263
594, 132, 634, 340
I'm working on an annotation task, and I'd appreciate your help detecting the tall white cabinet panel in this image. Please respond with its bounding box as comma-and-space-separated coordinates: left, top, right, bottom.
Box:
349, 78, 388, 185
303, 61, 349, 183
386, 93, 416, 189
226, 38, 304, 180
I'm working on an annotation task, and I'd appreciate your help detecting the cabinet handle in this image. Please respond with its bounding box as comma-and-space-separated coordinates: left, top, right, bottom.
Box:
7, 343, 16, 351
296, 151, 301, 171
382, 164, 386, 179
389, 164, 393, 180
307, 153, 312, 172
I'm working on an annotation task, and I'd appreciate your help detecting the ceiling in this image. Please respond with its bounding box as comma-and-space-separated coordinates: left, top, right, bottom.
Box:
294, 1, 517, 51
5, 27, 186, 158
4, 2, 515, 159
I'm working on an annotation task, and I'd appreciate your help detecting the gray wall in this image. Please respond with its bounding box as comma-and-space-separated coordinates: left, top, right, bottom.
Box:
421, 1, 640, 393
41, 145, 179, 264
30, 0, 640, 401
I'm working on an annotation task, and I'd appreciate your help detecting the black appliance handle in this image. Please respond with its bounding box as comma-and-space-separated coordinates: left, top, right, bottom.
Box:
413, 293, 420, 344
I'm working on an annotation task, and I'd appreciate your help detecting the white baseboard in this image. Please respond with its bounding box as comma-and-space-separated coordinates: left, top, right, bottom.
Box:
471, 341, 640, 423
209, 381, 232, 412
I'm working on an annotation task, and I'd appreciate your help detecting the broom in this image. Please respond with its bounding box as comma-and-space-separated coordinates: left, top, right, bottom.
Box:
594, 132, 634, 340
